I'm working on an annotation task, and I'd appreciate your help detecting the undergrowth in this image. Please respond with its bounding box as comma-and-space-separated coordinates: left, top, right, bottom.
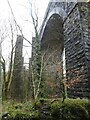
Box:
1, 98, 90, 120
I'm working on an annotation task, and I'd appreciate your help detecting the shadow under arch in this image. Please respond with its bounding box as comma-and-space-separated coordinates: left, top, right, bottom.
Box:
41, 13, 65, 98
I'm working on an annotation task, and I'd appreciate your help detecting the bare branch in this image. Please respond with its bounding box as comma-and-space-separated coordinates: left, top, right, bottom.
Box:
7, 0, 32, 46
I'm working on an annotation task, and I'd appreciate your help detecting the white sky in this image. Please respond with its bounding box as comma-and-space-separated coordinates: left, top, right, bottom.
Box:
0, 0, 49, 65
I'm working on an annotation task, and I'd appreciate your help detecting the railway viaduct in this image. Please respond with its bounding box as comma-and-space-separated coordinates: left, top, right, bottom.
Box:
39, 1, 90, 98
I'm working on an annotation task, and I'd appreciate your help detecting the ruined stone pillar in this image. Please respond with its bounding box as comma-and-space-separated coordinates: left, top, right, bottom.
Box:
10, 35, 23, 101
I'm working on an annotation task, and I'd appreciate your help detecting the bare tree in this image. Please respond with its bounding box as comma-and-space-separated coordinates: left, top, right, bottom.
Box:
7, 23, 15, 91
28, 1, 42, 100
26, 1, 66, 100
0, 19, 8, 117
0, 22, 16, 99
6, 0, 33, 101
0, 19, 8, 100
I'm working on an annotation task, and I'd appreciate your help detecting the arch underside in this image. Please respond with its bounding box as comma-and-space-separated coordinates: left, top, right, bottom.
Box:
41, 14, 64, 98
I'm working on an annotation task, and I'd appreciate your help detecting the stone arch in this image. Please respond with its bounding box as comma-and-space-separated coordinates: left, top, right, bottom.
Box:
41, 13, 65, 98
39, 2, 90, 98
39, 6, 67, 41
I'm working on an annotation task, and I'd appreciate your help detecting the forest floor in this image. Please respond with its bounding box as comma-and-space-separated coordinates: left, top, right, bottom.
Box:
1, 98, 90, 120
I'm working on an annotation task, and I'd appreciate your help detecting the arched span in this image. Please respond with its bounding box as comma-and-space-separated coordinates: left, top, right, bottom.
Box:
39, 6, 67, 41
41, 13, 65, 98
41, 13, 64, 55
39, 1, 90, 98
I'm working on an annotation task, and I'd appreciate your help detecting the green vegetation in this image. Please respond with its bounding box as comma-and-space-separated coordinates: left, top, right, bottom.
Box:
2, 98, 90, 120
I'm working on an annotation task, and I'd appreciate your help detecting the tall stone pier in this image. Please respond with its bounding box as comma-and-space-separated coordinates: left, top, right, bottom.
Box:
10, 35, 23, 101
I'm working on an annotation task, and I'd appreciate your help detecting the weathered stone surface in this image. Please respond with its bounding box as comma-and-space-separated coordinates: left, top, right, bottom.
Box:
10, 35, 24, 101
39, 2, 90, 98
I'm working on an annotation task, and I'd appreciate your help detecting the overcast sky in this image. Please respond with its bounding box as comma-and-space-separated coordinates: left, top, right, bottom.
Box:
0, 0, 49, 64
